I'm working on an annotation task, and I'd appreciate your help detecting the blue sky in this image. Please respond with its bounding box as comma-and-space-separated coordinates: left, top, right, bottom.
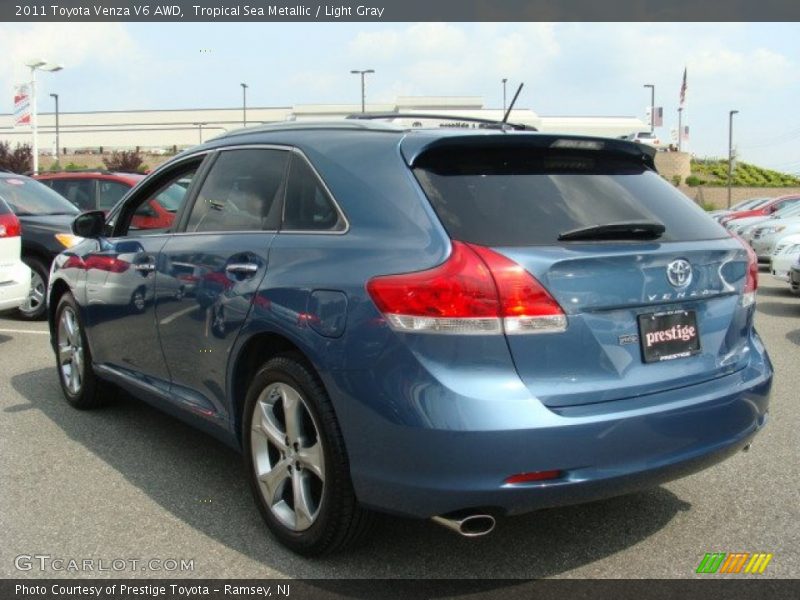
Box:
1, 22, 799, 172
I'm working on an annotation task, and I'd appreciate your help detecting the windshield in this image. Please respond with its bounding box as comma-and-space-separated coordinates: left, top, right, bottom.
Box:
734, 197, 768, 211
0, 176, 79, 216
774, 202, 800, 218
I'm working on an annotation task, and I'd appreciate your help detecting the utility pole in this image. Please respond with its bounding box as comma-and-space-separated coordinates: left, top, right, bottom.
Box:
644, 84, 655, 133
350, 69, 374, 113
502, 78, 508, 113
240, 83, 248, 126
728, 110, 739, 208
50, 93, 60, 158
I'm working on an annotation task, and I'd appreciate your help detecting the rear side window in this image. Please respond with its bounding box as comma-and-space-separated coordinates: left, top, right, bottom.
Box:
50, 178, 95, 210
282, 154, 345, 232
97, 180, 130, 210
413, 146, 727, 246
186, 149, 289, 233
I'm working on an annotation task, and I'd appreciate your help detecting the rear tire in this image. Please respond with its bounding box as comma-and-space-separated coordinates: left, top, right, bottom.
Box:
54, 292, 111, 409
243, 354, 373, 555
17, 257, 48, 321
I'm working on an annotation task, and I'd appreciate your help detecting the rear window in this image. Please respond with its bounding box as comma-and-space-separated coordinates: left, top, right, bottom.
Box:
413, 147, 727, 246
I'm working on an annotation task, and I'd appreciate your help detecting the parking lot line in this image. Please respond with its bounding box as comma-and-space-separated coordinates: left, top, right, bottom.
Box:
0, 329, 49, 335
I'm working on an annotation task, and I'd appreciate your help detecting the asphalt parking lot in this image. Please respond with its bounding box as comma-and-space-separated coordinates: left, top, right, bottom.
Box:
1, 274, 798, 580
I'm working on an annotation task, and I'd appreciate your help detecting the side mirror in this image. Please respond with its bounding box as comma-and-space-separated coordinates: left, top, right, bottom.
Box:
72, 210, 106, 238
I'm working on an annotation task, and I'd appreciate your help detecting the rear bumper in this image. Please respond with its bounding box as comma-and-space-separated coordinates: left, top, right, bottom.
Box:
0, 262, 31, 312
331, 335, 772, 519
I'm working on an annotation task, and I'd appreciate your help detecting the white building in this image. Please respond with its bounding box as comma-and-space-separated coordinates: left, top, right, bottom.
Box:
0, 97, 647, 153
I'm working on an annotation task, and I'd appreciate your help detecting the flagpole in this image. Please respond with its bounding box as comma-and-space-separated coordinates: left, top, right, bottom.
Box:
678, 107, 683, 152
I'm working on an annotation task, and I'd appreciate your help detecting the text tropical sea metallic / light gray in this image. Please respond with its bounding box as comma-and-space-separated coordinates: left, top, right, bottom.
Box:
192, 4, 386, 17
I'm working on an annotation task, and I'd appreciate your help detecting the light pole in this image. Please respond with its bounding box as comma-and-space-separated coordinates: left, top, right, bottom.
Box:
50, 93, 60, 158
502, 78, 508, 113
193, 122, 208, 143
643, 84, 655, 133
350, 69, 374, 113
240, 82, 248, 127
728, 110, 739, 209
26, 59, 63, 174
677, 107, 683, 152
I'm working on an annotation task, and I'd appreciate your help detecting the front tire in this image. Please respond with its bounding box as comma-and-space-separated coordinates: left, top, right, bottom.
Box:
243, 355, 373, 555
55, 292, 109, 409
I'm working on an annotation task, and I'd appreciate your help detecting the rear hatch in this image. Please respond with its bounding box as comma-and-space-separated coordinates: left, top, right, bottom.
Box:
405, 134, 754, 408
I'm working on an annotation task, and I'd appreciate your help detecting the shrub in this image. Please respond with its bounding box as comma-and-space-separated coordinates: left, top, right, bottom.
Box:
103, 150, 144, 173
685, 175, 705, 187
0, 141, 33, 173
671, 175, 682, 186
65, 162, 89, 171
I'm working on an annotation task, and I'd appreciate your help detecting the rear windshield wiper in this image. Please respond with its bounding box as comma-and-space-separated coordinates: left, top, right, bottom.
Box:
558, 221, 665, 241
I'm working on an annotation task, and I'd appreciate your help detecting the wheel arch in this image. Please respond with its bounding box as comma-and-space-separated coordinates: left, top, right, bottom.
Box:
47, 278, 73, 347
228, 330, 327, 448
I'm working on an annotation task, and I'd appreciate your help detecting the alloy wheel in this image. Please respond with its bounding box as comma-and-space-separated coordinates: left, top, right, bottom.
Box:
20, 270, 45, 316
250, 382, 325, 531
57, 307, 84, 395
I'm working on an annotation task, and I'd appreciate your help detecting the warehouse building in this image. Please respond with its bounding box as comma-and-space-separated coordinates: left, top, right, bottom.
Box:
0, 96, 647, 153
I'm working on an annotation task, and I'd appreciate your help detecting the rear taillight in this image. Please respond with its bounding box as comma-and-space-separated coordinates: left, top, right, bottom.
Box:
84, 255, 130, 273
731, 232, 758, 307
0, 213, 21, 238
366, 241, 567, 335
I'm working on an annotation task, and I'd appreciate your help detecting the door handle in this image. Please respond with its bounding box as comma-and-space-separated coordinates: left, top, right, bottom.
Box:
225, 263, 259, 275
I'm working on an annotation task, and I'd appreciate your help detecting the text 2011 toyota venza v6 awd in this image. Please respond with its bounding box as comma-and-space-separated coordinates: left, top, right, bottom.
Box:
47, 121, 772, 555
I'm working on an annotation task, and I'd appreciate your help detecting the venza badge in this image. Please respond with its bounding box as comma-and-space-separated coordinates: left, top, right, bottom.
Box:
666, 259, 693, 288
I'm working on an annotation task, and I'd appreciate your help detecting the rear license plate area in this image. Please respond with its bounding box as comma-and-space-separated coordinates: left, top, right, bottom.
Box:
638, 310, 700, 363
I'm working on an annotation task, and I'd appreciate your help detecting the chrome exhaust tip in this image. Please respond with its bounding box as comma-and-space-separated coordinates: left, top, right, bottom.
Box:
432, 513, 496, 537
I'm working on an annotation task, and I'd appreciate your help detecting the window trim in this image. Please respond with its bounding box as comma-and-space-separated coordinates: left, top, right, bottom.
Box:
172, 144, 350, 236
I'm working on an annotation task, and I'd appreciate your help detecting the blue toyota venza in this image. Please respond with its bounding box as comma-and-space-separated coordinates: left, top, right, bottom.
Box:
47, 121, 772, 555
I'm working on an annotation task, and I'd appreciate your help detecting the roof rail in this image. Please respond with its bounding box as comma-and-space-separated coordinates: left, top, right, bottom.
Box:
346, 113, 538, 132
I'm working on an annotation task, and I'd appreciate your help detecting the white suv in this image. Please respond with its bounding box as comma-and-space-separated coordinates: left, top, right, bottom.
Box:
0, 197, 31, 312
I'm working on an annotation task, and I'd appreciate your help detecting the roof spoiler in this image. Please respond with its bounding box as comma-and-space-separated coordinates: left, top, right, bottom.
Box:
401, 134, 658, 171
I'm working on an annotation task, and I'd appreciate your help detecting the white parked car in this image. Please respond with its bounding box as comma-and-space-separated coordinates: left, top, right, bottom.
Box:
0, 197, 31, 312
625, 131, 661, 148
770, 233, 800, 293
751, 216, 800, 261
733, 202, 800, 245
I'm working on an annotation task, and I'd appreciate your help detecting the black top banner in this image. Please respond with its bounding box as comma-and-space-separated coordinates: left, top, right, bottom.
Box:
2, 0, 800, 22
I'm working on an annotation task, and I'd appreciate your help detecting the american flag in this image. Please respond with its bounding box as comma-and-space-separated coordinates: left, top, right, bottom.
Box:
679, 68, 687, 107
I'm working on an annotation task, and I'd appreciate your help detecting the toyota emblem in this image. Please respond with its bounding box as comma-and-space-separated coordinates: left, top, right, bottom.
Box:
666, 259, 693, 288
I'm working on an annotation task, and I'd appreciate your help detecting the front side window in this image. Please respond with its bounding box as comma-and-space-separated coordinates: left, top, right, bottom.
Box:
186, 149, 289, 233
116, 164, 198, 236
282, 154, 345, 232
